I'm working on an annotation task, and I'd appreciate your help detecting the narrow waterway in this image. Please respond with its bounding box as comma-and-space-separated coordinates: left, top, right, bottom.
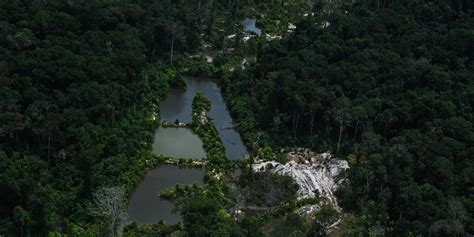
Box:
126, 77, 248, 225
159, 77, 248, 160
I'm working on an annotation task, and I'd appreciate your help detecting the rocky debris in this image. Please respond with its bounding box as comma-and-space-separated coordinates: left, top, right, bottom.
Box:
265, 34, 282, 41
205, 55, 213, 63
252, 149, 349, 211
240, 58, 249, 70
151, 112, 158, 121
163, 158, 205, 167
297, 204, 321, 219
230, 208, 246, 221
242, 35, 255, 42
188, 53, 213, 63
288, 22, 297, 30
320, 21, 331, 28
287, 22, 297, 33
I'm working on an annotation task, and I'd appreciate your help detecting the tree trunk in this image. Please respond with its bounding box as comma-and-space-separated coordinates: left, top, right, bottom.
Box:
47, 132, 51, 165
294, 113, 300, 137
310, 112, 316, 136
336, 121, 343, 154
170, 34, 175, 65
354, 120, 359, 141
15, 131, 19, 147
292, 115, 296, 134
110, 220, 115, 237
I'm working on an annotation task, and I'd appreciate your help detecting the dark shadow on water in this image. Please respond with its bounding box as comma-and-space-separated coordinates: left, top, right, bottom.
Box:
126, 165, 204, 224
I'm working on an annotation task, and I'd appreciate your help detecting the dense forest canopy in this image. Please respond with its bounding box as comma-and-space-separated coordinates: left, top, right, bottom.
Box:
0, 0, 473, 236
225, 0, 473, 235
0, 0, 249, 235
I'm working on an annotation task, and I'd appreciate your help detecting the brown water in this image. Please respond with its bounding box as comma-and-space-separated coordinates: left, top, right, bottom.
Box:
125, 165, 204, 224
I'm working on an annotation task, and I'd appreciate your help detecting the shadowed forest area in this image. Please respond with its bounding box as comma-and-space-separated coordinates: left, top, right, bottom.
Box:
0, 0, 250, 235
0, 0, 473, 236
225, 0, 474, 235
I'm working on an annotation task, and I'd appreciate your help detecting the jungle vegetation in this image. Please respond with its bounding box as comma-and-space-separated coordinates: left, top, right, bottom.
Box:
224, 0, 474, 235
0, 0, 473, 236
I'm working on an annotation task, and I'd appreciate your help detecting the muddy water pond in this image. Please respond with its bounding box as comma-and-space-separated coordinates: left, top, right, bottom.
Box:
127, 77, 247, 225
126, 165, 204, 224
152, 127, 206, 159
158, 77, 248, 160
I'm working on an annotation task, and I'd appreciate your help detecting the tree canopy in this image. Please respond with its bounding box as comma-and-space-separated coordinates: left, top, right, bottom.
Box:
224, 0, 473, 235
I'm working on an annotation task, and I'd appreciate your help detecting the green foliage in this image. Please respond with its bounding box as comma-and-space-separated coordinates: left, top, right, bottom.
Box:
251, 0, 311, 35
0, 0, 194, 234
225, 0, 474, 235
176, 58, 219, 78
2, 0, 473, 236
255, 146, 274, 160
191, 93, 233, 172
180, 192, 242, 237
241, 171, 299, 207
163, 93, 245, 236
48, 223, 99, 237
165, 68, 186, 89
268, 213, 305, 237
223, 85, 273, 153
159, 183, 202, 200
314, 204, 340, 228
123, 221, 181, 237
172, 179, 242, 236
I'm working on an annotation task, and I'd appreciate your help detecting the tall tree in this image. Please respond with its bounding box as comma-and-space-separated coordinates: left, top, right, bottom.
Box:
88, 187, 127, 237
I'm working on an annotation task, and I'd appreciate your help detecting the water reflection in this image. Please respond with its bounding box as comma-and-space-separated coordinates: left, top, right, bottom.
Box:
243, 18, 262, 35
126, 165, 204, 224
153, 127, 206, 159
158, 77, 247, 160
